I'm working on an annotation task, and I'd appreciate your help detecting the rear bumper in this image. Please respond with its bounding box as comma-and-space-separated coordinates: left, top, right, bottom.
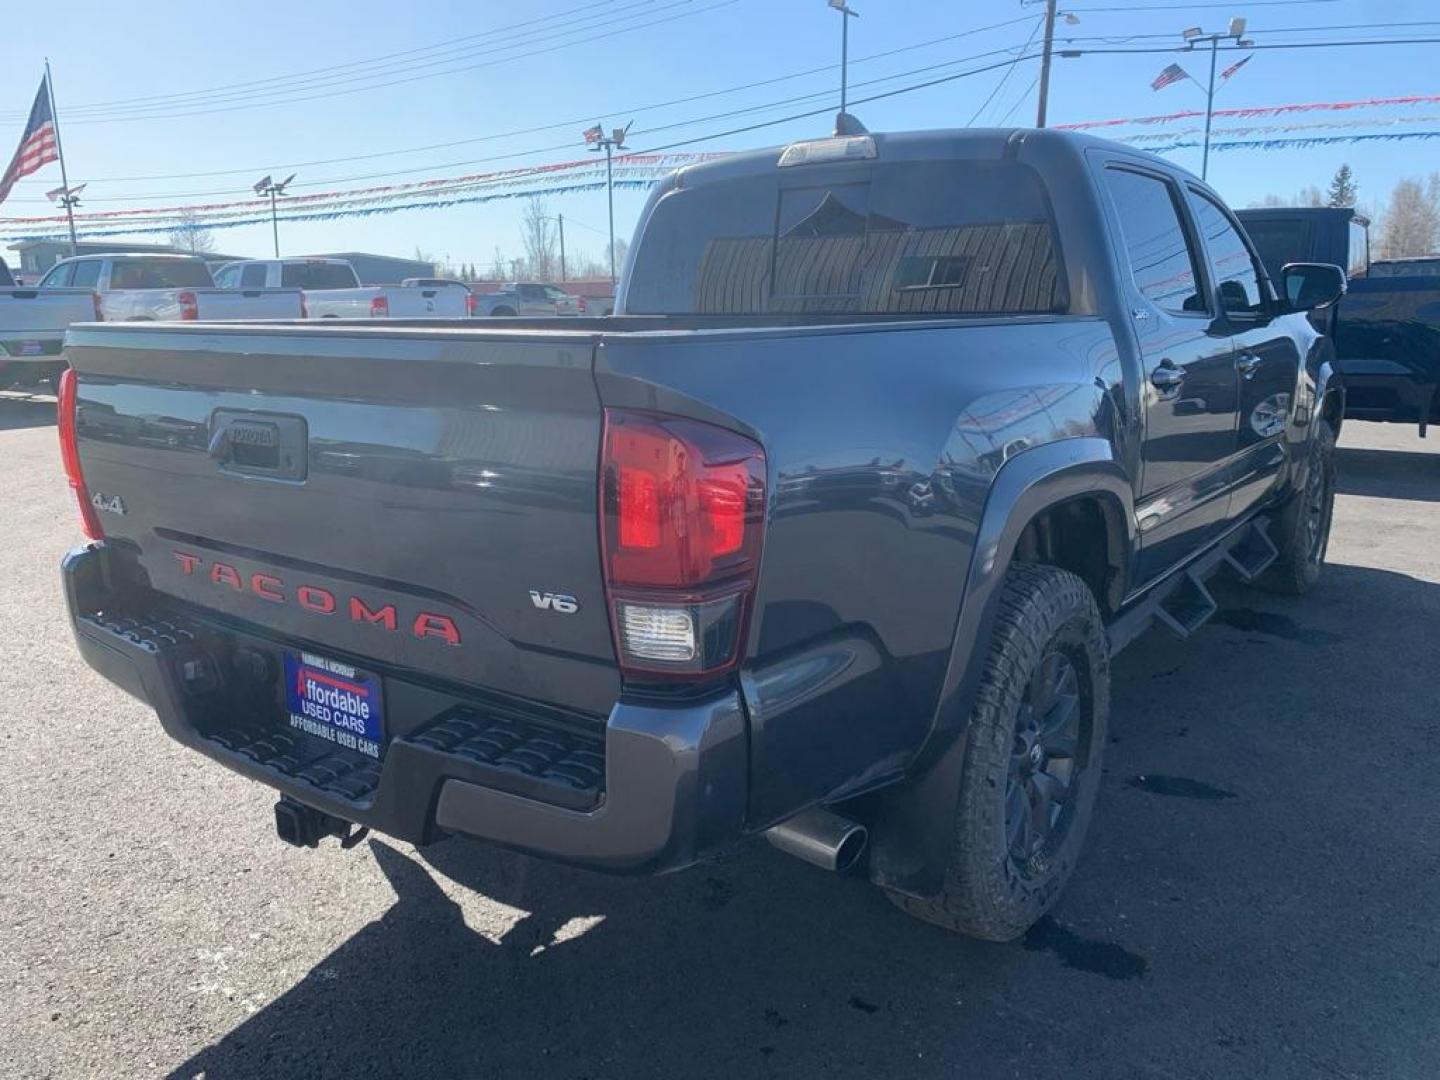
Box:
63, 543, 748, 873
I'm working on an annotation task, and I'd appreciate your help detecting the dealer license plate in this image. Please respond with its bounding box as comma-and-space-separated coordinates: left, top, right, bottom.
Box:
283, 651, 385, 759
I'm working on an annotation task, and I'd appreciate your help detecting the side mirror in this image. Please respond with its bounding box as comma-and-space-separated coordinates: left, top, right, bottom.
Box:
1282, 262, 1346, 312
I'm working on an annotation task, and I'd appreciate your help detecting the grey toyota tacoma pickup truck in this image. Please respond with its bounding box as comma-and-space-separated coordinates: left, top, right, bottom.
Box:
57, 127, 1345, 940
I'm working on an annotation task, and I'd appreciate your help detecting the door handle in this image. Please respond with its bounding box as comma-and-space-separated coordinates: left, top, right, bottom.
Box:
1150, 362, 1185, 392
1235, 353, 1260, 378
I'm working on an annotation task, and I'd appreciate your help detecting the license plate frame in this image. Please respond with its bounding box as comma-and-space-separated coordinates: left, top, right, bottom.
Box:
283, 650, 385, 760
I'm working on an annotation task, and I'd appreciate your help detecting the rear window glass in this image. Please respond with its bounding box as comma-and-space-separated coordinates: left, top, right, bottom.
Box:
280, 262, 357, 289
109, 258, 213, 289
1240, 219, 1313, 285
0, 261, 14, 287
625, 160, 1066, 316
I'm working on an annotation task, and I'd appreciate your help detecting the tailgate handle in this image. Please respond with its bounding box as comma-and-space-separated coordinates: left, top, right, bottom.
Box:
209, 411, 308, 481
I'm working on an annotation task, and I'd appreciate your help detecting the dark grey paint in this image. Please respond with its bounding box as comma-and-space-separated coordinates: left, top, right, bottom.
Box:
61, 128, 1334, 881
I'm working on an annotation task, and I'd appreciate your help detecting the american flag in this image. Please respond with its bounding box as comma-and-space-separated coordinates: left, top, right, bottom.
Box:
1150, 63, 1189, 92
1220, 54, 1253, 81
0, 76, 59, 208
582, 123, 604, 144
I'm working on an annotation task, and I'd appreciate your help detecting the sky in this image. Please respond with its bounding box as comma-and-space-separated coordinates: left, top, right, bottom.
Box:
1, 0, 1436, 271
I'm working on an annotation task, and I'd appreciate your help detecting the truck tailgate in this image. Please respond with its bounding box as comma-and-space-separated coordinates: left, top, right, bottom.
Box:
64, 323, 619, 716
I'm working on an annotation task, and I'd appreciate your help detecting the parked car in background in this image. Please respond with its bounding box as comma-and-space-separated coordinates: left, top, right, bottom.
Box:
0, 256, 97, 388
1368, 256, 1440, 279
215, 258, 472, 318
474, 281, 583, 316
42, 253, 303, 323
58, 127, 1344, 943
1238, 206, 1440, 435
400, 277, 471, 291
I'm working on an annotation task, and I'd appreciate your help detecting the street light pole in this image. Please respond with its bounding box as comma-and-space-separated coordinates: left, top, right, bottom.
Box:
586, 123, 630, 288
253, 174, 295, 258
1202, 35, 1219, 181
1182, 18, 1251, 181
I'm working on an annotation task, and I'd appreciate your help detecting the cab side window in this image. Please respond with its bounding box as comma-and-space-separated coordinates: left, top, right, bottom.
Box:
41, 262, 73, 287
213, 265, 238, 288
1191, 190, 1266, 317
240, 264, 268, 288
1102, 168, 1206, 315
69, 260, 101, 288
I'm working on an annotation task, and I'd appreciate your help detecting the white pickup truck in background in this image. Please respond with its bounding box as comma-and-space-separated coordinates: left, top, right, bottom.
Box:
0, 256, 99, 388
41, 253, 303, 323
214, 258, 472, 319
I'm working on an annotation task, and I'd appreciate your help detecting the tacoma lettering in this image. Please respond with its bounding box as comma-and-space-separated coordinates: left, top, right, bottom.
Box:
169, 550, 460, 644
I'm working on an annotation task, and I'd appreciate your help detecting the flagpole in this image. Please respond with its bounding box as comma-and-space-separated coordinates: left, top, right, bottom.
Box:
44, 59, 78, 256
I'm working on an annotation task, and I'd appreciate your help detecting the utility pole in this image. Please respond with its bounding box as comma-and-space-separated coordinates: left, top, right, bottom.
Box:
253, 173, 295, 258
586, 123, 630, 288
1181, 19, 1253, 180
827, 0, 860, 117
44, 60, 78, 255
558, 213, 567, 282
1036, 0, 1057, 128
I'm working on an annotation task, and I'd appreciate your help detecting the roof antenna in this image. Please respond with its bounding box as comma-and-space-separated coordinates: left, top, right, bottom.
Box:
834, 111, 868, 136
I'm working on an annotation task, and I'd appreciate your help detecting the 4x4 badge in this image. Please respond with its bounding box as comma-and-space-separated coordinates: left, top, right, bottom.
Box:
91, 492, 126, 516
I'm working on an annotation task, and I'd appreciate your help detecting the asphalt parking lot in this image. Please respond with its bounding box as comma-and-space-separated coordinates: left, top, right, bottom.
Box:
1, 390, 1437, 1080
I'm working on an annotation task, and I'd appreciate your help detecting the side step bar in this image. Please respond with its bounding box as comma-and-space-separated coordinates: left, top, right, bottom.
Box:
1107, 517, 1275, 655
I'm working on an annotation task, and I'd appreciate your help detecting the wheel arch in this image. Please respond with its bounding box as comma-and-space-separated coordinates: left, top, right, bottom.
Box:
864, 437, 1133, 901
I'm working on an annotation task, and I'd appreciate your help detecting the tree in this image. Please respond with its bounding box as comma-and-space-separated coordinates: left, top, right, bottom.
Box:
1328, 164, 1358, 208
521, 197, 558, 281
167, 208, 216, 254
488, 247, 509, 280
1378, 178, 1440, 259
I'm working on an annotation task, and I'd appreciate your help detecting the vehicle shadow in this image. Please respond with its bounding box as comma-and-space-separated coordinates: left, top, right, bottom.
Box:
168, 560, 1440, 1080
1335, 445, 1440, 502
0, 392, 56, 432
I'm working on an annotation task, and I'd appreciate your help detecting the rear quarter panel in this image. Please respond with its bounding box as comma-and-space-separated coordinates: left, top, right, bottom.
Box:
595, 316, 1122, 825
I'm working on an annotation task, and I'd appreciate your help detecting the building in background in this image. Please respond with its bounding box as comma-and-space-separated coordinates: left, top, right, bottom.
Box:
307, 252, 433, 284
6, 239, 248, 280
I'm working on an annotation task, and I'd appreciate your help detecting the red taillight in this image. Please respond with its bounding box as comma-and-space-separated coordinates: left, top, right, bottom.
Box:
177, 290, 199, 321
465, 291, 478, 316
91, 290, 103, 321
56, 368, 104, 541
600, 409, 765, 677
577, 295, 588, 314
370, 295, 389, 318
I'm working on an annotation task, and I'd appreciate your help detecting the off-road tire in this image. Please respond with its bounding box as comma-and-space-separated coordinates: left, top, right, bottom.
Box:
888, 564, 1110, 941
1258, 421, 1337, 595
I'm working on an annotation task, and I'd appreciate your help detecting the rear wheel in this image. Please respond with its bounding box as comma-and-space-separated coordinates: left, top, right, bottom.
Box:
1258, 421, 1336, 595
888, 564, 1109, 941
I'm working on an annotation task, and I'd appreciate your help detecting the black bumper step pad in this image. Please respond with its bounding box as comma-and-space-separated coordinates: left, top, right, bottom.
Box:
82, 611, 200, 653
207, 725, 383, 803
409, 708, 605, 798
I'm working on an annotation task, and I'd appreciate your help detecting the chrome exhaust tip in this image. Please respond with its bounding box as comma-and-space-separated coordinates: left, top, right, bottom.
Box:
764, 807, 868, 872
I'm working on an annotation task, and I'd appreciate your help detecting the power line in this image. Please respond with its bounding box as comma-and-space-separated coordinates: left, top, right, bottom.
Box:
968, 15, 1045, 125
1067, 0, 1341, 10
9, 39, 1042, 203
11, 14, 1039, 188
46, 1, 646, 114
0, 0, 674, 120
1058, 36, 1440, 55
0, 1, 738, 125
